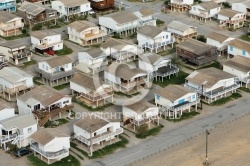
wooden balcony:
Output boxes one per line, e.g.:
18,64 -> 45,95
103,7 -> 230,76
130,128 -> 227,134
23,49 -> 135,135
83,31 -> 106,41
1,23 -> 24,31
121,78 -> 147,88
3,85 -> 27,94
36,41 -> 63,50
172,32 -> 197,40
79,88 -> 113,102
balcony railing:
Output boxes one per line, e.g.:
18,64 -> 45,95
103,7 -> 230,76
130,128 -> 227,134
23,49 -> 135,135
1,85 -> 27,94
79,88 -> 113,101
0,134 -> 17,143
30,143 -> 68,159
11,51 -> 31,59
36,41 -> 63,50
219,18 -> 245,26
68,10 -> 81,15
1,23 -> 24,31
142,39 -> 175,50
35,66 -> 74,81
75,128 -> 123,146
184,83 -> 240,99
130,115 -> 158,126
172,32 -> 198,40
189,11 -> 208,18
121,78 -> 148,88
83,31 -> 106,41
167,99 -> 200,112
154,64 -> 179,78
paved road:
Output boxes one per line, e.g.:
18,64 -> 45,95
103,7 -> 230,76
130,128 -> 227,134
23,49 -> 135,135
87,95 -> 250,166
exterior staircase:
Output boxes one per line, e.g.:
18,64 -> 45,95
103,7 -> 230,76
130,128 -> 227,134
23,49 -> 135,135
35,104 -> 74,127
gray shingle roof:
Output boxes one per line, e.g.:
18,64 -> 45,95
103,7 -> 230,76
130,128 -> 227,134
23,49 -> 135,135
0,11 -> 21,23
18,2 -> 52,16
81,48 -> 107,59
137,25 -> 164,38
206,32 -> 230,43
199,1 -> 219,11
228,39 -> 250,52
167,21 -> 195,33
156,85 -> 193,102
74,116 -> 109,133
30,128 -> 69,146
30,29 -> 59,40
68,21 -> 96,32
125,100 -> 156,113
224,56 -> 250,73
103,11 -> 139,24
186,67 -> 236,88
17,85 -> 66,107
59,0 -> 89,7
139,53 -> 170,65
0,114 -> 36,129
0,67 -> 33,84
218,9 -> 240,18
45,56 -> 72,68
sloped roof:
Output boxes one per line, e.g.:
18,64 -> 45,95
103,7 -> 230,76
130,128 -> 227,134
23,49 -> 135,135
103,11 -> 139,24
59,0 -> 89,7
207,32 -> 230,43
82,48 -> 107,58
0,114 -> 36,129
45,56 -> 72,68
228,39 -> 250,52
68,21 -> 96,32
74,116 -> 109,133
18,2 -> 52,16
101,38 -> 127,50
137,25 -> 164,38
218,9 -> 241,18
125,100 -> 156,113
156,85 -> 193,102
0,40 -> 29,49
0,11 -> 21,23
242,0 -> 250,8
30,30 -> 59,39
30,128 -> 69,146
167,20 -> 195,32
199,1 -> 219,11
105,63 -> 147,80
17,85 -> 66,107
139,53 -> 170,65
177,39 -> 216,55
186,67 -> 236,88
0,67 -> 33,84
224,56 -> 250,73
71,73 -> 99,90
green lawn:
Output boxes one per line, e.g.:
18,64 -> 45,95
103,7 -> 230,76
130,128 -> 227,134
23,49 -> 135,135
71,135 -> 129,159
22,60 -> 37,68
199,61 -> 222,70
156,19 -> 164,26
209,92 -> 242,106
1,33 -> 30,40
48,24 -> 61,29
153,70 -> 189,87
163,111 -> 200,122
53,82 -> 70,90
136,124 -> 164,139
33,77 -> 44,86
240,33 -> 250,42
239,87 -> 250,93
55,45 -> 73,56
28,155 -> 80,166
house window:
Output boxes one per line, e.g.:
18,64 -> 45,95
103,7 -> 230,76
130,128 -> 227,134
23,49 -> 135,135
46,66 -> 48,70
193,7 -> 196,10
192,94 -> 196,99
230,46 -> 233,51
242,50 -> 246,56
59,6 -> 62,9
42,64 -> 44,69
27,105 -> 31,108
166,35 -> 168,39
49,13 -> 55,17
156,95 -> 160,100
63,100 -> 69,104
65,64 -> 68,68
28,127 -> 32,133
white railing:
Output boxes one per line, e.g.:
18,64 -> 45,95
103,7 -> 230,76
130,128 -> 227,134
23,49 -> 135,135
88,60 -> 108,69
130,115 -> 158,126
1,23 -> 24,31
0,134 -> 17,143
142,38 -> 175,50
75,128 -> 123,146
36,40 -> 63,50
30,143 -> 68,159
184,83 -> 240,99
170,99 -> 200,112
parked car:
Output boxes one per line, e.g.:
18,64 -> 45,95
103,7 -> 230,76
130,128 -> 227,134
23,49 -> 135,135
14,148 -> 32,157
44,49 -> 55,56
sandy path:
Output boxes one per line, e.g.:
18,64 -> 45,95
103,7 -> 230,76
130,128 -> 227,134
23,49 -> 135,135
133,115 -> 250,166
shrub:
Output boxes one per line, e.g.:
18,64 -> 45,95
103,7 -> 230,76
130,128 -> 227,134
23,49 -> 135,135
32,23 -> 43,31
196,35 -> 206,43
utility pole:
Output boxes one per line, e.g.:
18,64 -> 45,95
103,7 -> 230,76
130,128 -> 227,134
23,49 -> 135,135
204,129 -> 210,165
201,84 -> 204,110
89,125 -> 93,157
